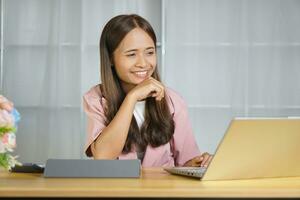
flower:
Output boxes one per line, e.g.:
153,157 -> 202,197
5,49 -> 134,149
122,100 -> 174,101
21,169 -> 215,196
0,95 -> 21,170
0,110 -> 14,127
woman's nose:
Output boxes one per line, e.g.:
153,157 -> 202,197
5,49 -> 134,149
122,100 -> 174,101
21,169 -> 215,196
135,55 -> 147,68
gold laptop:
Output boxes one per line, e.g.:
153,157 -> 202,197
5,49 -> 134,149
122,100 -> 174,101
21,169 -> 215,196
164,117 -> 300,180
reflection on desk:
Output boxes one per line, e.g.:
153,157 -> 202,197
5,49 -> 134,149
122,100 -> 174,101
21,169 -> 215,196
1,168 -> 300,198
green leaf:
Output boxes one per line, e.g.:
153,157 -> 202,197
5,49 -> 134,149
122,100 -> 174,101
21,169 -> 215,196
0,153 -> 9,170
0,126 -> 16,136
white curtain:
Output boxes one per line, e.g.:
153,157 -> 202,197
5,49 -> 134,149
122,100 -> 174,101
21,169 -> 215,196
1,0 -> 299,163
164,0 -> 300,153
1,0 -> 161,163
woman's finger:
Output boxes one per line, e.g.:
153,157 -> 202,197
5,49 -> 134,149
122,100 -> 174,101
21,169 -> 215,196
207,155 -> 213,165
152,85 -> 162,99
200,156 -> 209,167
147,82 -> 161,97
149,79 -> 164,101
200,153 -> 211,167
202,155 -> 213,167
151,83 -> 164,101
193,156 -> 203,163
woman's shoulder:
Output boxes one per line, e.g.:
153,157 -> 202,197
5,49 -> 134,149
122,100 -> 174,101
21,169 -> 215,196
165,87 -> 188,114
83,84 -> 103,100
82,84 -> 107,114
83,84 -> 107,108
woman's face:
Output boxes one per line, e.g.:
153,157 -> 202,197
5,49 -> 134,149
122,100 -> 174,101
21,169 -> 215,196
113,28 -> 157,92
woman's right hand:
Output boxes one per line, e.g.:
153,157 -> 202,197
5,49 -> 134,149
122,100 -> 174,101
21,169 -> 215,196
127,77 -> 165,102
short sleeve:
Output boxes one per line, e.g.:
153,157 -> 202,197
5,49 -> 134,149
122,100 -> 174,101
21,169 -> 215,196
83,86 -> 107,157
166,89 -> 201,166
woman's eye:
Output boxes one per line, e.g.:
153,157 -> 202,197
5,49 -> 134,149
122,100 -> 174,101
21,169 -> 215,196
146,51 -> 154,56
126,53 -> 135,57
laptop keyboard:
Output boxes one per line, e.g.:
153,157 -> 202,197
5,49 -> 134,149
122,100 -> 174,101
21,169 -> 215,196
169,167 -> 207,178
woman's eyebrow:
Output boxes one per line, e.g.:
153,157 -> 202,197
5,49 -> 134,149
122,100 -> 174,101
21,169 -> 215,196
124,49 -> 137,53
145,47 -> 155,50
124,46 -> 155,53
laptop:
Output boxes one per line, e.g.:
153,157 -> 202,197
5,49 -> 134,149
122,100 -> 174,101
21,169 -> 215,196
164,117 -> 300,180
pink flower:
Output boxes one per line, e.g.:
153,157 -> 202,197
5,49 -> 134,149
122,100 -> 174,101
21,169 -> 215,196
0,95 -> 13,112
1,133 -> 16,151
0,110 -> 14,127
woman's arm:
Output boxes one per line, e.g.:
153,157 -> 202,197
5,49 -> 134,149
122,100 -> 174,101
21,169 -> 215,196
91,94 -> 136,159
91,78 -> 164,159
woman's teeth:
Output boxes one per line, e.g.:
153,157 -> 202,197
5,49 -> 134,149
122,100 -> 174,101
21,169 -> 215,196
134,71 -> 147,77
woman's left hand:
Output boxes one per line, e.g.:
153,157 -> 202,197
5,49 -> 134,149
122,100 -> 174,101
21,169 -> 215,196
183,152 -> 213,168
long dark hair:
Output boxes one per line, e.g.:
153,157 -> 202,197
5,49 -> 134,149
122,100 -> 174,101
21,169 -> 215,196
99,14 -> 174,153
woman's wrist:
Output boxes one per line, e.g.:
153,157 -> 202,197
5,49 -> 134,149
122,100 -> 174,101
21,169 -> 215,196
126,91 -> 138,104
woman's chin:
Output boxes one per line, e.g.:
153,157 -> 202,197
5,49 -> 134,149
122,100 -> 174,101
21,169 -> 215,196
131,76 -> 149,84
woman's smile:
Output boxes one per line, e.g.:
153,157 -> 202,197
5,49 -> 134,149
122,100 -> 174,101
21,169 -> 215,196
132,70 -> 150,79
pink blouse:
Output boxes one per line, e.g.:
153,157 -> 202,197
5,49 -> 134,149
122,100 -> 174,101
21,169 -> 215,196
83,85 -> 200,167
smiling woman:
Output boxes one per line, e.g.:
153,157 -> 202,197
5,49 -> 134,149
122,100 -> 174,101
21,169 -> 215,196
113,28 -> 157,93
82,14 -> 212,168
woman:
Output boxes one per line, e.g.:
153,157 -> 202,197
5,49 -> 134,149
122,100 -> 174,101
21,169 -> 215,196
83,14 -> 212,167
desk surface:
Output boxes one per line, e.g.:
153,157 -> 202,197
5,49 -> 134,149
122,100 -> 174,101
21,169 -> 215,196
1,168 -> 300,198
